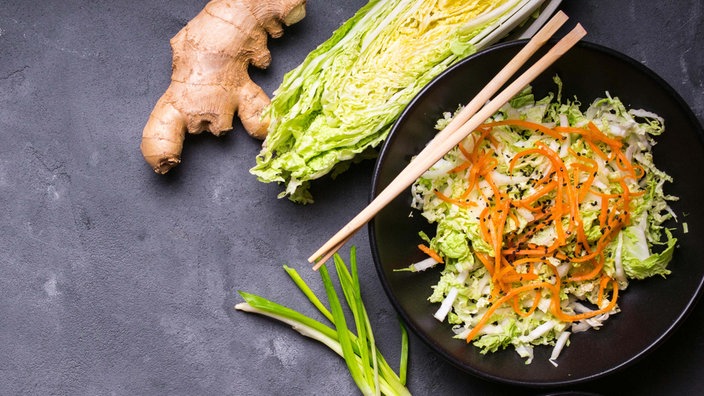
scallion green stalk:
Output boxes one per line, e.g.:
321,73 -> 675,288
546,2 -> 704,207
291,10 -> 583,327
236,247 -> 410,396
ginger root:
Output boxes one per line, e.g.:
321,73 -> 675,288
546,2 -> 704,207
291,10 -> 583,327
141,0 -> 306,174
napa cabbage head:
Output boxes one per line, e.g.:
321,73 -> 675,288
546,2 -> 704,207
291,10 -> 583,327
250,0 -> 544,203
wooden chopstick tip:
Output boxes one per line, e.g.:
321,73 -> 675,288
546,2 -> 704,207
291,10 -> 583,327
549,10 -> 569,26
311,252 -> 330,271
538,12 -> 587,48
572,23 -> 587,39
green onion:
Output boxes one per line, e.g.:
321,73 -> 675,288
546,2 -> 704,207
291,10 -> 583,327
235,247 -> 410,396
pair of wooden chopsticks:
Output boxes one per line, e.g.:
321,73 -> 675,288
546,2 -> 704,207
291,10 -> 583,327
309,11 -> 586,270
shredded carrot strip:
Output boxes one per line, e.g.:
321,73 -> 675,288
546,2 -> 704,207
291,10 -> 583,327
599,196 -> 609,228
459,149 -> 495,200
570,161 -> 598,201
552,279 -> 619,322
490,198 -> 511,282
418,244 -> 444,264
615,150 -> 638,180
633,164 -> 645,179
449,161 -> 471,174
509,146 -> 556,173
458,141 -> 473,160
567,255 -> 604,282
484,119 -> 565,140
511,289 -> 542,317
587,122 -> 622,149
486,131 -> 501,148
511,257 -> 548,267
507,208 -> 520,230
501,270 -> 538,284
597,275 -> 611,306
475,252 -> 494,276
517,180 -> 557,206
479,206 -> 492,246
433,190 -> 477,208
586,139 -> 609,160
555,123 -> 622,151
553,176 -> 567,245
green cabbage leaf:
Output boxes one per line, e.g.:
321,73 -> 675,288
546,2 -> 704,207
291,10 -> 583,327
251,0 -> 546,203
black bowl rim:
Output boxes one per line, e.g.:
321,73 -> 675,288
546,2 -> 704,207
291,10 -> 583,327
368,38 -> 704,387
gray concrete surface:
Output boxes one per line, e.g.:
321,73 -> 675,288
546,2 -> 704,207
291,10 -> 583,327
1,0 -> 702,395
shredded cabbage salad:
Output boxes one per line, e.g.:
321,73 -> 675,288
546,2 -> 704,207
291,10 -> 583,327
406,78 -> 678,365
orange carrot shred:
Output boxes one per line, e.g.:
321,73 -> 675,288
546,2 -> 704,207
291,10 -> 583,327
433,190 -> 477,208
418,244 -> 443,263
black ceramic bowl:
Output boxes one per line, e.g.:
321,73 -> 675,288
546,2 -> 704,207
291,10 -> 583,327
369,40 -> 704,387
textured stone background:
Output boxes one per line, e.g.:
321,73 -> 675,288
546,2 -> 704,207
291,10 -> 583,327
1,0 -> 702,395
